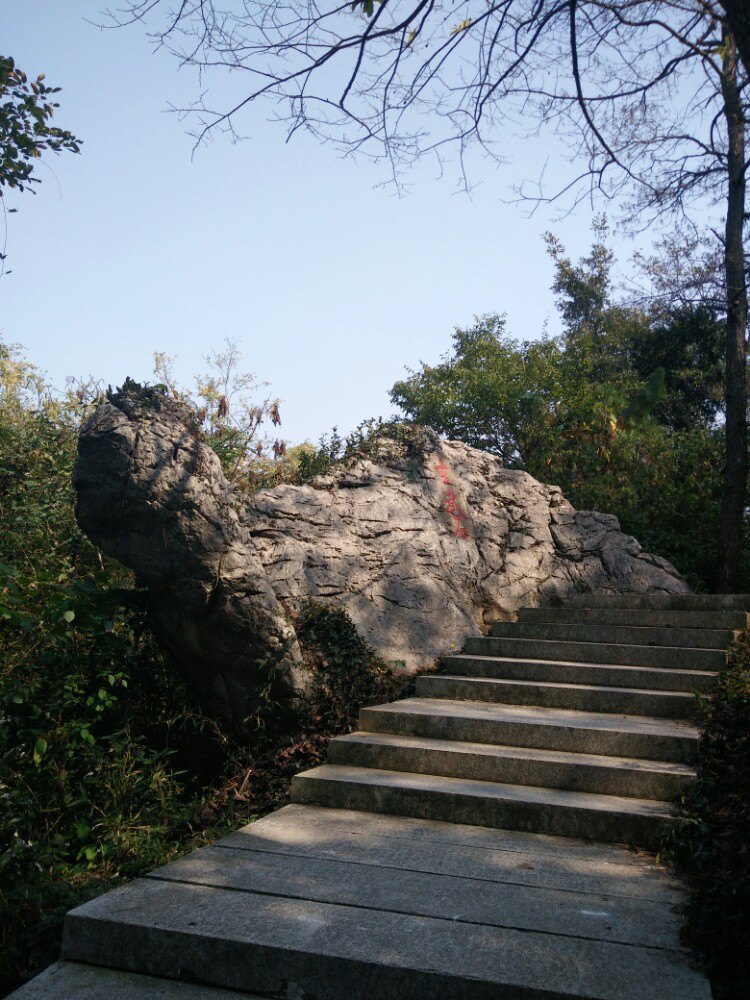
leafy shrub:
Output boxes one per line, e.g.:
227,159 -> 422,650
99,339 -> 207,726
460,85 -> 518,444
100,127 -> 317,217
665,632 -> 750,997
0,344 -> 206,991
198,602 -> 416,824
296,601 -> 408,724
0,344 -> 412,994
270,418 -> 430,490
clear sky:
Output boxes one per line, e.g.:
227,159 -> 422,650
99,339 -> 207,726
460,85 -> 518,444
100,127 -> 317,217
3,1 -> 648,444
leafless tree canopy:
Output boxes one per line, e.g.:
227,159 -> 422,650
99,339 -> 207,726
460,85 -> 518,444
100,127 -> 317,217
111,1 -> 746,215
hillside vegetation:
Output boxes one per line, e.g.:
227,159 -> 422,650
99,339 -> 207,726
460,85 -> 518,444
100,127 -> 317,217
392,227 -> 740,591
1,227 -> 747,995
0,341 -> 406,993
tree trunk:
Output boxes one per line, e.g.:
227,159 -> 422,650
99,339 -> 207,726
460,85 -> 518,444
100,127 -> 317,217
721,1 -> 750,82
717,29 -> 748,593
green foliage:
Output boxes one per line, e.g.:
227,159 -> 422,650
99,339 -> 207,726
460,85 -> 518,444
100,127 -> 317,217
349,0 -> 387,17
182,601 -> 417,834
246,439 -> 339,491
620,367 -> 665,425
0,342 -> 218,991
0,343 -> 412,992
296,601 -> 407,725
664,633 -> 750,997
391,226 -> 741,591
625,307 -> 724,431
0,55 -> 82,274
153,342 -> 286,492
0,56 -> 81,198
394,316 -> 584,465
248,418 -> 430,492
344,418 -> 428,465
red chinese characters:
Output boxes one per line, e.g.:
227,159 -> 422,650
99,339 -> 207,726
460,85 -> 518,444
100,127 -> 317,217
435,460 -> 469,539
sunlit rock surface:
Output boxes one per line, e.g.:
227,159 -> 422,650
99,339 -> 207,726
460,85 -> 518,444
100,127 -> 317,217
74,386 -> 688,731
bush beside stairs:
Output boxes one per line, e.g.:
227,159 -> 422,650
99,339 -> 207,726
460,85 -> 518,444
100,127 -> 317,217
12,593 -> 747,1000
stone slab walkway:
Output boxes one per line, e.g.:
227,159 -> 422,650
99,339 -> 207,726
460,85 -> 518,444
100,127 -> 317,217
13,803 -> 710,999
14,592 -> 735,999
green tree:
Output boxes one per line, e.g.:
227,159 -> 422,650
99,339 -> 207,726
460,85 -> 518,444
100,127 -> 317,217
0,342 -> 200,991
0,56 -> 81,197
391,231 -> 735,589
117,0 -> 749,590
546,222 -> 726,432
0,55 -> 82,273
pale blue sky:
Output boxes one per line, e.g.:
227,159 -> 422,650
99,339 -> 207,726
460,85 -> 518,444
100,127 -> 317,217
3,1 -> 648,444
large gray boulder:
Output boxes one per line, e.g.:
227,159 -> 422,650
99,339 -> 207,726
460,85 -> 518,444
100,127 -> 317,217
74,385 -> 689,733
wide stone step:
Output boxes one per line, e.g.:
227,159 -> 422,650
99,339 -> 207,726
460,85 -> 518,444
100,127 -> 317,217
360,698 -> 700,763
441,654 -> 718,693
149,838 -> 684,949
463,635 -> 724,670
417,674 -> 699,719
57,804 -> 711,1000
564,593 -> 750,611
220,803 -> 686,900
292,765 -> 677,848
8,962 -> 263,999
489,620 -> 735,649
329,731 -> 695,800
518,606 -> 750,630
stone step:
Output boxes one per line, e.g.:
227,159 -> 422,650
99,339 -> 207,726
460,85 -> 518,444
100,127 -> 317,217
463,635 -> 724,670
221,803 -> 686,901
518,606 -> 750,630
416,674 -> 699,720
8,962 -> 263,999
16,804 -> 711,999
489,620 -> 735,649
360,698 -> 700,763
58,816 -> 711,1000
441,654 -> 718,693
292,765 -> 677,848
329,731 -> 695,800
564,593 -> 750,611
150,839 -> 685,949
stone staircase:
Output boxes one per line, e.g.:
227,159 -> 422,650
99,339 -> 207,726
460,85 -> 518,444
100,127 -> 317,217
13,593 -> 746,1000
293,592 -> 743,850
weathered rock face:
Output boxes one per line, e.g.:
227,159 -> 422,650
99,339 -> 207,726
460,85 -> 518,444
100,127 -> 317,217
74,387 -> 689,733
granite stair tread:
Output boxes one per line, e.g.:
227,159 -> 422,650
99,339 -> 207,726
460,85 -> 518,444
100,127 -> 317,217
463,635 -> 725,670
332,730 -> 696,776
363,696 -> 701,737
489,620 -> 736,649
418,673 -> 698,718
293,764 -> 678,818
440,653 -> 718,692
517,606 -> 749,629
329,730 -> 695,800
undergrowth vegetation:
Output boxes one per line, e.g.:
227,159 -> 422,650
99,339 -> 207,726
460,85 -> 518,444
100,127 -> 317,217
0,339 -> 411,995
665,633 -> 750,999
